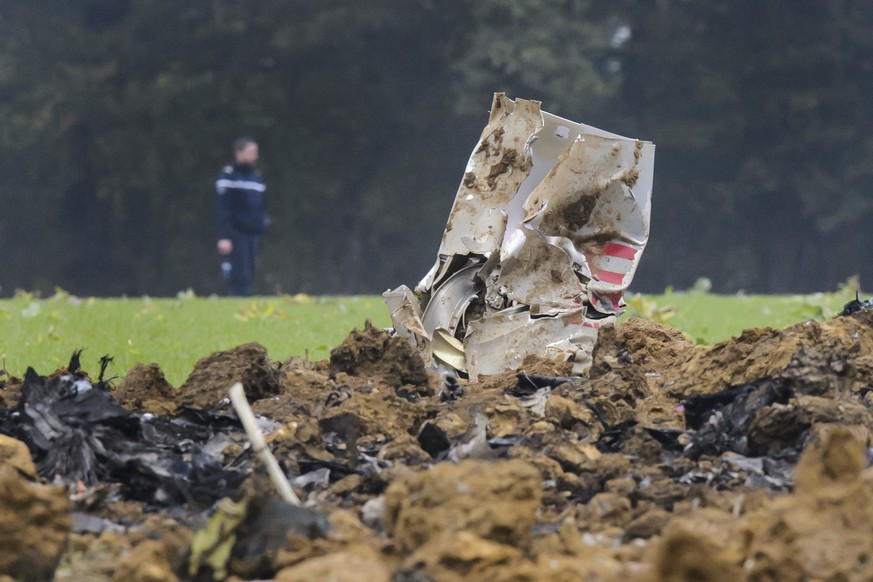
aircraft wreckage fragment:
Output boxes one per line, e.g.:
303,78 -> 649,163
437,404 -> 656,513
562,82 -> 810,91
385,93 -> 655,379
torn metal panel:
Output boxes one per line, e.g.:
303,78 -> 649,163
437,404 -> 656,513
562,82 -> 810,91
437,93 -> 543,260
420,263 -> 481,337
464,308 -> 601,379
383,286 -> 433,367
508,116 -> 653,315
385,93 -> 654,380
498,230 -> 585,313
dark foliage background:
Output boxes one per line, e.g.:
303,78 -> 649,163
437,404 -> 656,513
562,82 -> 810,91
2,0 -> 873,296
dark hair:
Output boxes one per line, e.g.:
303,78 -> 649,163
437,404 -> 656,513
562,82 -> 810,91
233,137 -> 256,152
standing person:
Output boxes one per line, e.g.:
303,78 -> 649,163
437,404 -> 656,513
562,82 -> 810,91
216,138 -> 268,296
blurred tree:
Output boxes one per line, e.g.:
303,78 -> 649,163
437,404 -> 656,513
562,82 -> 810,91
2,0 -> 873,296
0,0 -> 478,295
450,0 -> 624,118
615,0 -> 873,292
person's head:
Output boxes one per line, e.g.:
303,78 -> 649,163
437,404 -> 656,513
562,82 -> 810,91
233,138 -> 259,165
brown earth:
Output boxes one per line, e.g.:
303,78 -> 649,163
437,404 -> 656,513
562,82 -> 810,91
0,466 -> 71,581
4,311 -> 873,580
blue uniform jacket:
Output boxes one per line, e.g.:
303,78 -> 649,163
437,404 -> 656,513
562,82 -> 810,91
216,163 -> 268,239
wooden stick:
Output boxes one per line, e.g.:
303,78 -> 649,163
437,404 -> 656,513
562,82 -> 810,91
228,382 -> 301,506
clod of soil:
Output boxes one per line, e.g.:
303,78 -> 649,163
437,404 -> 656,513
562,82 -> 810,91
0,433 -> 37,477
385,459 -> 542,551
178,341 -> 280,409
113,362 -> 176,415
0,466 -> 71,581
329,319 -> 432,390
0,377 -> 21,408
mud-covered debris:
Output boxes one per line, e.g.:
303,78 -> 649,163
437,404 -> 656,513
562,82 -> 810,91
20,308 -> 873,579
648,426 -> 873,582
188,491 -> 329,580
740,427 -> 873,579
386,93 -> 655,379
682,378 -> 793,459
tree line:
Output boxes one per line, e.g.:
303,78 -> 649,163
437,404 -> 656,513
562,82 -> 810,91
2,0 -> 872,296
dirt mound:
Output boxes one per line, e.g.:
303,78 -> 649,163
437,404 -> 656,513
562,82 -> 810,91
643,426 -> 873,581
178,341 -> 279,409
656,309 -> 873,397
113,362 -> 177,415
6,312 -> 873,580
740,426 -> 873,580
329,320 -> 432,391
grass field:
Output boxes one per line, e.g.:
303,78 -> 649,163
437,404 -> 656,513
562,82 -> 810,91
0,290 -> 391,385
0,285 -> 860,386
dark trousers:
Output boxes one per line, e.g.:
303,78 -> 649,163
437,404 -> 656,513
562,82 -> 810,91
228,232 -> 260,296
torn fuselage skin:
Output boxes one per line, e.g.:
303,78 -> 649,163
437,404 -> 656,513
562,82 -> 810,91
385,93 -> 654,380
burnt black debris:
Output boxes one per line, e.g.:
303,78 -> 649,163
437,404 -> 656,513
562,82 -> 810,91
0,354 -> 246,506
231,497 -> 330,578
682,379 -> 793,460
595,419 -> 639,453
16,364 -> 131,485
439,373 -> 464,402
516,373 -> 575,390
417,422 -> 451,458
187,492 -> 331,580
839,291 -> 873,316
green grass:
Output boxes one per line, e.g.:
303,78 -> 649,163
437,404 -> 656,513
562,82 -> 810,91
0,284 -> 860,386
0,290 -> 391,385
622,284 -> 858,343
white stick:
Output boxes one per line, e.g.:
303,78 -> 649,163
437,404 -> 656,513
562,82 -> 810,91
228,382 -> 301,506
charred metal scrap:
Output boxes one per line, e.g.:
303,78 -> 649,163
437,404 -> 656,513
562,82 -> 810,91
386,93 -> 655,379
839,291 -> 873,316
0,354 -> 246,506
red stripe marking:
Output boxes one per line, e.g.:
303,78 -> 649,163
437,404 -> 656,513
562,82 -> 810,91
597,270 -> 625,285
603,243 -> 638,260
599,291 -> 623,309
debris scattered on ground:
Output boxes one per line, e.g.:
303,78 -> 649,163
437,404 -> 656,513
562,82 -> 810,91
3,299 -> 873,580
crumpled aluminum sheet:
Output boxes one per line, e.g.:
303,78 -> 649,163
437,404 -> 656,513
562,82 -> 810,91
385,93 -> 655,380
